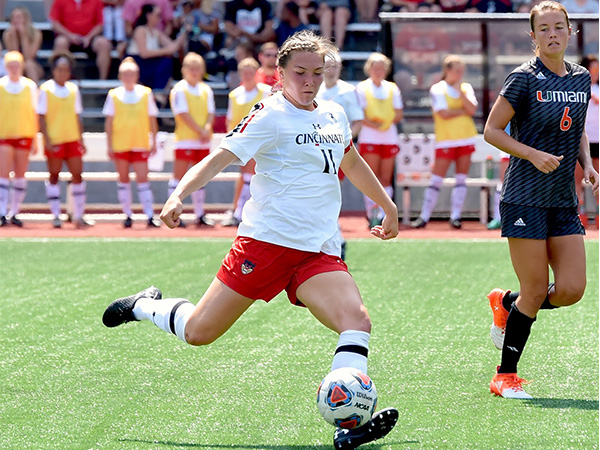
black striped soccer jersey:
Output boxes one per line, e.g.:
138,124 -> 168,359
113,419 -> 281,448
500,57 -> 591,207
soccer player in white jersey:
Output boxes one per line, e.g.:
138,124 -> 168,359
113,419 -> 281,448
484,1 -> 598,399
103,30 -> 399,449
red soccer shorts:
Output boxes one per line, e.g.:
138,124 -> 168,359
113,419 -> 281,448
217,236 -> 349,306
0,138 -> 33,150
359,143 -> 399,159
45,141 -> 84,159
435,144 -> 475,161
174,148 -> 210,163
113,150 -> 151,162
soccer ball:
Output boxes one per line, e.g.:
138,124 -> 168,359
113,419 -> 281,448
316,367 -> 377,429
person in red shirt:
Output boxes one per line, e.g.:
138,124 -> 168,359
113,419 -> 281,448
50,0 -> 112,79
255,42 -> 280,86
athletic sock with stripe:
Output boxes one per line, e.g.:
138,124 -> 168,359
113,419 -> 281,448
331,330 -> 370,374
133,297 -> 195,343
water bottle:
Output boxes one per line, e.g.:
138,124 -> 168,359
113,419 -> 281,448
486,156 -> 495,179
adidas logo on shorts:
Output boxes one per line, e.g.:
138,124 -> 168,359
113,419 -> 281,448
513,218 -> 526,227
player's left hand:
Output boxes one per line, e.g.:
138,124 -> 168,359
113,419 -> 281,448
370,215 -> 398,240
160,195 -> 184,228
584,166 -> 599,196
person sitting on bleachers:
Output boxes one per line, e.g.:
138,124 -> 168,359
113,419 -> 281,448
122,0 -> 174,36
255,42 -> 280,86
379,0 -> 439,12
50,0 -> 113,80
467,0 -> 514,12
224,0 -> 276,51
126,3 -> 185,90
316,0 -> 351,51
2,8 -> 43,83
275,1 -> 308,46
102,0 -> 128,57
173,0 -> 220,57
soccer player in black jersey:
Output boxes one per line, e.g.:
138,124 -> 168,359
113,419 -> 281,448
483,1 -> 599,399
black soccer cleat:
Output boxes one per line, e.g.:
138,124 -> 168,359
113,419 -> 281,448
102,286 -> 162,328
333,407 -> 399,450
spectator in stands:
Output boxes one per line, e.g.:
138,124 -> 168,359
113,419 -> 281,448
173,0 -> 220,56
2,8 -> 43,83
222,57 -> 270,227
0,42 -> 6,77
102,0 -> 128,57
437,0 -> 471,12
559,0 -> 599,13
168,52 -> 216,227
575,54 -> 599,227
276,2 -> 309,47
126,3 -> 186,90
38,52 -> 94,229
412,55 -> 478,230
380,0 -> 439,12
355,0 -> 380,21
224,39 -> 255,89
123,0 -> 174,36
467,0 -> 514,12
356,53 -> 403,227
102,57 -> 161,228
50,0 -> 113,80
0,52 -> 38,227
255,42 -> 281,86
295,0 -> 320,24
224,0 -> 276,50
316,0 -> 351,51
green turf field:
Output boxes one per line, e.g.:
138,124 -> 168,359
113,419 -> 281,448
0,238 -> 597,450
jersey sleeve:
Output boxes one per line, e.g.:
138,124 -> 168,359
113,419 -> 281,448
74,86 -> 83,114
430,83 -> 448,112
147,92 -> 159,116
102,93 -> 114,116
462,82 -> 478,106
207,86 -> 215,114
218,101 -> 276,165
500,71 -> 527,112
392,84 -> 403,109
36,88 -> 48,115
343,90 -> 364,122
171,88 -> 189,115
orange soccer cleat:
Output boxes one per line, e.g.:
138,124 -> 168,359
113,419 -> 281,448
487,288 -> 510,350
490,368 -> 532,399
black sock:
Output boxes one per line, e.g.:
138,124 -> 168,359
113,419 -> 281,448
539,282 -> 557,309
498,303 -> 536,374
502,291 -> 519,311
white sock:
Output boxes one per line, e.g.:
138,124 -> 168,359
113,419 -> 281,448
420,174 -> 443,222
9,178 -> 27,216
117,182 -> 133,217
45,181 -> 61,218
191,188 -> 205,218
0,178 -> 9,216
331,330 -> 370,374
70,182 -> 86,220
137,182 -> 154,219
234,181 -> 251,221
133,297 -> 195,343
493,183 -> 502,221
450,174 -> 468,221
364,195 -> 377,219
167,178 -> 179,198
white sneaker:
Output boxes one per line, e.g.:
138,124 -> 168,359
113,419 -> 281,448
490,369 -> 532,399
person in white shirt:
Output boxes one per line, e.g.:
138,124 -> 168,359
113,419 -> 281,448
355,53 -> 403,227
169,52 -> 216,227
102,57 -> 161,228
102,30 -> 399,450
37,52 -> 93,229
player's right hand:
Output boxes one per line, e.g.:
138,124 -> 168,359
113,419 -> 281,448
530,150 -> 563,174
160,196 -> 184,229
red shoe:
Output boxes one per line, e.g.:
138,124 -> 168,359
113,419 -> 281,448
490,367 -> 532,399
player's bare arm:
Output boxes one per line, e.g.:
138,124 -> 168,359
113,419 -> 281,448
578,129 -> 599,195
484,95 -> 563,173
340,144 -> 398,240
161,148 -> 238,228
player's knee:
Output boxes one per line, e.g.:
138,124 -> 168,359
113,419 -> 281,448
184,327 -> 218,346
554,281 -> 586,307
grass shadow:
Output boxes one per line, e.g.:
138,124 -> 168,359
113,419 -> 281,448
524,398 -> 599,410
118,439 -> 420,449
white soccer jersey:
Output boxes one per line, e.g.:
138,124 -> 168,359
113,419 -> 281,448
219,93 -> 352,256
317,79 -> 364,124
37,80 -> 83,115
